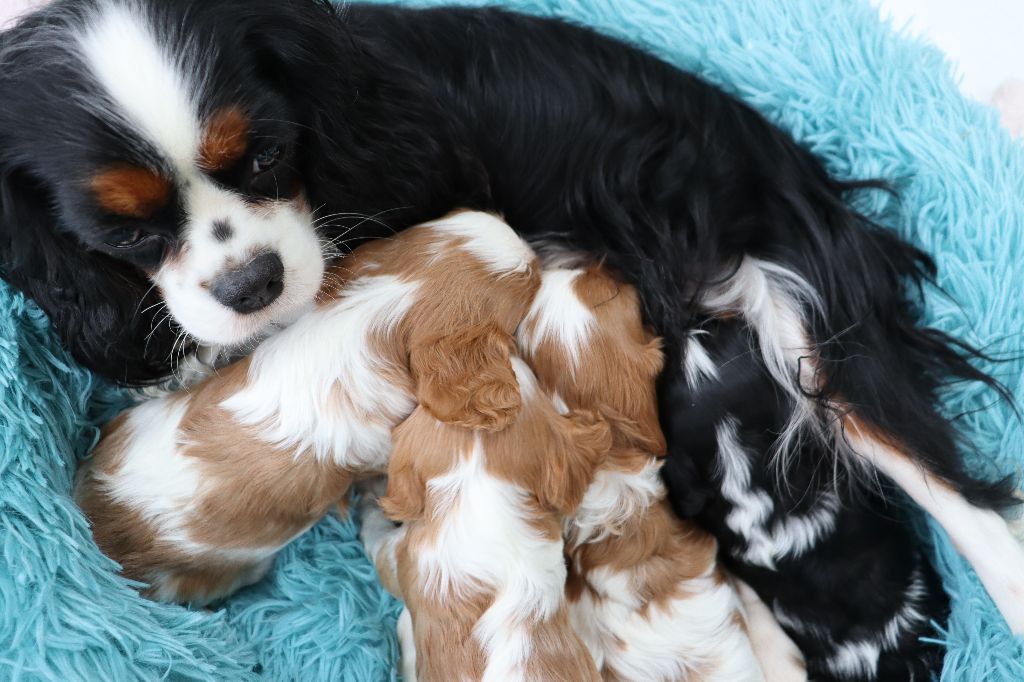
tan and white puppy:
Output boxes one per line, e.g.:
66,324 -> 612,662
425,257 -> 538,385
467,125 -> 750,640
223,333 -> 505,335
75,210 -> 539,605
517,261 -> 785,682
364,357 -> 611,682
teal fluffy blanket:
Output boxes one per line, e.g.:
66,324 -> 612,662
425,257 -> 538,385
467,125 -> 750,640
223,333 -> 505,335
3,0 -> 1024,679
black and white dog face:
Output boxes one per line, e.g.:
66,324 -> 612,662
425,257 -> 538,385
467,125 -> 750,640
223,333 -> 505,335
76,2 -> 324,344
0,0 -> 354,381
1,0 -> 485,383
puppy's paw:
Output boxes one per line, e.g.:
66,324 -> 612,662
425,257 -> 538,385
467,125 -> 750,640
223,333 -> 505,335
355,475 -> 389,504
354,476 -> 389,520
355,476 -> 401,552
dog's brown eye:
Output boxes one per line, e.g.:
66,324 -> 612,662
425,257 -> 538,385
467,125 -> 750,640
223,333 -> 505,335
252,145 -> 282,175
106,228 -> 147,249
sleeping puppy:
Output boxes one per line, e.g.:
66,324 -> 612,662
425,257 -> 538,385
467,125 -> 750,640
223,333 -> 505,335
78,212 -> 769,680
74,211 -> 539,604
518,262 -> 775,682
365,360 -> 611,682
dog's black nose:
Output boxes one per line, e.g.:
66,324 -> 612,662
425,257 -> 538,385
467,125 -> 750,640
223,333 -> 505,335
211,252 -> 284,314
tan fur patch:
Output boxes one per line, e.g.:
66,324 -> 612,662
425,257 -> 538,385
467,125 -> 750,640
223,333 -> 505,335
198,106 -> 249,172
398,528 -> 493,681
523,608 -> 604,681
178,359 -> 356,550
90,166 -> 171,218
571,499 -> 719,609
842,412 -> 904,451
521,265 -> 666,460
383,401 -> 604,681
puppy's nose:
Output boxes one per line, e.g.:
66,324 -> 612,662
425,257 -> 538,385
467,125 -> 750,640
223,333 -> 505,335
211,252 -> 284,313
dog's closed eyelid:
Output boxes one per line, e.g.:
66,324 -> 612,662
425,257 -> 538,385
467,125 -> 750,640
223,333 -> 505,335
99,231 -> 167,266
104,226 -> 145,248
90,166 -> 172,219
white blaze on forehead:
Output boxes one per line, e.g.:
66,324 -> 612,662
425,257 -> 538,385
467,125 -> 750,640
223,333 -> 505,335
519,268 -> 595,369
77,2 -> 201,169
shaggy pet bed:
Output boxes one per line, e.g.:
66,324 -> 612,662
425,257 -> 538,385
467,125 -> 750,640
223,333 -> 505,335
2,0 -> 1023,679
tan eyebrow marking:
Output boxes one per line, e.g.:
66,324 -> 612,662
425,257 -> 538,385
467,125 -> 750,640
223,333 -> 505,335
90,166 -> 172,218
198,106 -> 249,172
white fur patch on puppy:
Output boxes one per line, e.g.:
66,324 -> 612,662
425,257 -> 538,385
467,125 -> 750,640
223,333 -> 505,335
566,460 -> 663,546
519,268 -> 595,370
93,397 -> 199,547
222,275 -> 419,467
423,211 -> 536,275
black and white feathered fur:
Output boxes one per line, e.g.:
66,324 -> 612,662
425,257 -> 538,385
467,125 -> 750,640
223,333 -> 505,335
663,317 -> 951,680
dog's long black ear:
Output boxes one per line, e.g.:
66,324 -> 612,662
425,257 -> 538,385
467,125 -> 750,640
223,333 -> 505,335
0,166 -> 176,385
237,0 -> 489,236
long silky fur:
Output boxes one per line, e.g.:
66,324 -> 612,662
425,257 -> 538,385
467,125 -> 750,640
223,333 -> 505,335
661,316 -> 953,681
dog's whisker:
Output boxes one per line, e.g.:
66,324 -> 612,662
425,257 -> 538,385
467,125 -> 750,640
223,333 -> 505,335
131,283 -> 161,320
137,299 -> 167,318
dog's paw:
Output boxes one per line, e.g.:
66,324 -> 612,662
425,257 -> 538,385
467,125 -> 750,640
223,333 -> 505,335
355,476 -> 397,548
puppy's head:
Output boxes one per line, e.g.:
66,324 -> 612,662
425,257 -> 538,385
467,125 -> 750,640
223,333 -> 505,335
0,0 -> 372,382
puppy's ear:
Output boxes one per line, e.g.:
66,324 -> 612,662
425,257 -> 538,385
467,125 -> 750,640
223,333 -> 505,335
640,335 -> 665,377
0,167 -> 176,384
600,408 -> 667,459
379,422 -> 428,523
410,323 -> 522,432
541,409 -> 612,514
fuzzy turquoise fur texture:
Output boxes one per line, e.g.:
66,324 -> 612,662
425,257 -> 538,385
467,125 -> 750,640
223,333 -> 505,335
2,0 -> 1024,679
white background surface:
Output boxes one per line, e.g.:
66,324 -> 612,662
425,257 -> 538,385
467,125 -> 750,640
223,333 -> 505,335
873,0 -> 1024,102
0,0 -> 39,29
